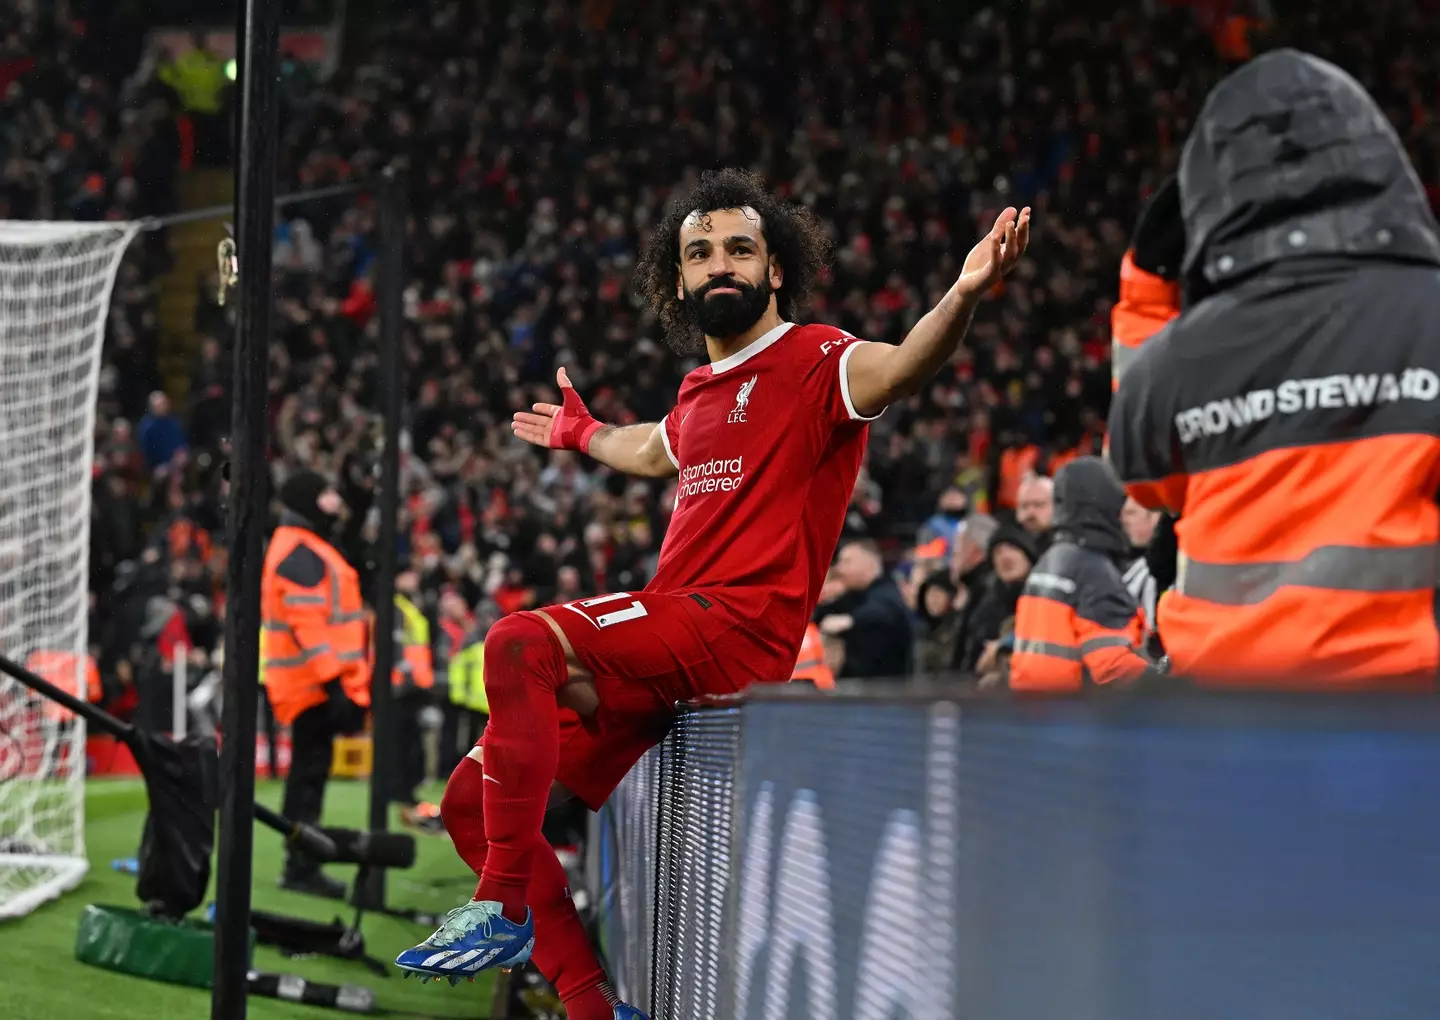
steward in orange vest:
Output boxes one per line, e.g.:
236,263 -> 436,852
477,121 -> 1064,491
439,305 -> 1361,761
1109,51 -> 1440,687
26,649 -> 101,722
389,590 -> 436,695
1010,457 -> 1151,692
1111,175 -> 1183,392
389,571 -> 443,833
260,470 -> 368,897
260,474 -> 371,727
790,621 -> 835,689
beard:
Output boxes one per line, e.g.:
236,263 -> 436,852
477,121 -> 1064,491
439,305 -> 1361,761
683,274 -> 773,341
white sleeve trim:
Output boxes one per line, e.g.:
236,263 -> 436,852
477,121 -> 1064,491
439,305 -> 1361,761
838,340 -> 885,421
658,419 -> 680,469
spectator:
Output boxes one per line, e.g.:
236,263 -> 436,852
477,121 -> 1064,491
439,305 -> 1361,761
1015,475 -> 1056,553
137,390 -> 186,472
944,513 -> 999,667
818,539 -> 914,679
957,527 -> 1039,674
130,593 -> 191,734
1120,497 -> 1162,646
916,485 -> 972,560
914,574 -> 964,676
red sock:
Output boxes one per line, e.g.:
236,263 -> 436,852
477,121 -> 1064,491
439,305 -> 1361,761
529,842 -> 616,1019
440,753 -> 616,1019
474,613 -> 563,922
439,754 -> 490,876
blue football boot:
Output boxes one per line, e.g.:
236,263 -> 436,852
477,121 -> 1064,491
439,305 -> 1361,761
395,900 -> 535,984
613,1005 -> 649,1019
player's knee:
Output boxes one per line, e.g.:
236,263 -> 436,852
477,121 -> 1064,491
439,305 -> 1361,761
486,612 -> 566,697
440,752 -> 487,832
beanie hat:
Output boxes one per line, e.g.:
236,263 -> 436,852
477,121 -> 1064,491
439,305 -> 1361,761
279,470 -> 331,524
988,524 -> 1039,567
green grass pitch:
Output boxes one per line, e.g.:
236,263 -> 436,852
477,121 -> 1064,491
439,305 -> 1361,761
0,776 -> 495,1019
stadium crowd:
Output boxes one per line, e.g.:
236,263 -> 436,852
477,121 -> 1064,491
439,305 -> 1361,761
4,0 -> 1438,735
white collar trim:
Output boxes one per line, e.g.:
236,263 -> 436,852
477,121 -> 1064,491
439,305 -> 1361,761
708,321 -> 794,375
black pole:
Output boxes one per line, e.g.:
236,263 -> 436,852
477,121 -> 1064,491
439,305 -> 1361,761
358,168 -> 405,908
0,652 -> 131,741
138,180 -> 378,231
213,0 -> 280,1015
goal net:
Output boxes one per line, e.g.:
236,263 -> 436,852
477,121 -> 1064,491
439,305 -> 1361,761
0,222 -> 138,920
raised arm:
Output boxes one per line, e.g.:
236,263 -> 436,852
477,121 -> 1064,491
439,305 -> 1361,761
512,367 -> 679,479
845,206 -> 1031,419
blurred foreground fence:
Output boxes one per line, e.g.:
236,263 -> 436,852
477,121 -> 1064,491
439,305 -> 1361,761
588,685 -> 1440,1020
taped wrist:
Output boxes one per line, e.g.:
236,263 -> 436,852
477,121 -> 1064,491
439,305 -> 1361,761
552,388 -> 604,452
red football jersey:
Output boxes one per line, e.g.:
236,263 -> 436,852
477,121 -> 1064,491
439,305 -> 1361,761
645,321 -> 877,678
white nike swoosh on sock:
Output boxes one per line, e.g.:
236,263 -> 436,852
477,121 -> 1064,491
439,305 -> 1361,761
483,773 -> 501,784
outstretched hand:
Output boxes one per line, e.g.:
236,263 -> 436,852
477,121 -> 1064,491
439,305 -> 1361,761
954,206 -> 1032,299
511,367 -> 604,452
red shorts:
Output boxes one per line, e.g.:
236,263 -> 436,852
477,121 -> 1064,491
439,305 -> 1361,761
506,588 -> 781,810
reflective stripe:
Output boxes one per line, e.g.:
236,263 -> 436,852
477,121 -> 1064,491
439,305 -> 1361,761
1013,638 -> 1080,661
282,594 -> 326,607
1177,544 -> 1440,606
1079,635 -> 1135,656
336,649 -> 368,663
323,567 -> 369,623
1111,339 -> 1144,383
261,622 -> 293,633
265,643 -> 332,668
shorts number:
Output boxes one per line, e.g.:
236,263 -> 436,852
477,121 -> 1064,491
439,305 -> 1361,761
563,592 -> 649,629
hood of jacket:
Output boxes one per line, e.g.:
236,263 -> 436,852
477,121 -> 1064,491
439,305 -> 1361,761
1180,48 -> 1440,302
1052,456 -> 1128,559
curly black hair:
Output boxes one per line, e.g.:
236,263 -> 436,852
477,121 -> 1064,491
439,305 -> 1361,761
634,167 -> 832,355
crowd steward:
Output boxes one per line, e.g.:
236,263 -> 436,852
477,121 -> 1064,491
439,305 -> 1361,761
2,1 -> 1436,734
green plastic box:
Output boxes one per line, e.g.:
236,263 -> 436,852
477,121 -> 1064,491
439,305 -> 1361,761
74,904 -> 255,990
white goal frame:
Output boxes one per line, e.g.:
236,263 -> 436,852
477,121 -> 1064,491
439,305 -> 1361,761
0,221 -> 138,920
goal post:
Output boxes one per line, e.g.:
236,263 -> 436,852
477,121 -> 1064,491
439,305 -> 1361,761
0,221 -> 139,920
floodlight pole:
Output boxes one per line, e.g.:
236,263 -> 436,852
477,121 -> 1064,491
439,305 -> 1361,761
212,0 -> 281,1015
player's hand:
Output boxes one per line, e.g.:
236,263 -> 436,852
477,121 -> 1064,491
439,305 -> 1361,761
511,367 -> 604,452
954,205 -> 1031,300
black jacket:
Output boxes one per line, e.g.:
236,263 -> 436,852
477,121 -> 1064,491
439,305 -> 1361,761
835,576 -> 914,680
1111,49 -> 1440,496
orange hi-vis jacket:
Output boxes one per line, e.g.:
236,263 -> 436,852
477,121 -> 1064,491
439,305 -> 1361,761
27,650 -> 101,721
260,525 -> 371,725
1010,458 -> 1150,692
996,444 -> 1039,510
1108,50 -> 1440,687
396,642 -> 435,691
1111,249 -> 1181,391
389,594 -> 435,694
790,621 -> 835,689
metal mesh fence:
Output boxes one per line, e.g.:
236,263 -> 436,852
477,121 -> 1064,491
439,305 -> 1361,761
597,740 -> 661,1011
652,707 -> 742,1020
596,692 -> 1440,1020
